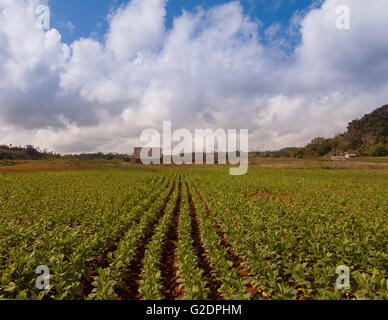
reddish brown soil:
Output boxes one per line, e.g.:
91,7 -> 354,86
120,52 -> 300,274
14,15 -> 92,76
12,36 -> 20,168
185,182 -> 222,300
0,160 -> 100,173
193,185 -> 260,300
78,242 -> 119,297
78,270 -> 98,298
117,181 -> 176,300
215,221 -> 260,299
160,180 -> 184,300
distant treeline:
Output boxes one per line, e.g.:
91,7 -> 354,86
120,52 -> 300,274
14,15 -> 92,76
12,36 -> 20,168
0,145 -> 54,160
0,145 -> 129,161
249,148 -> 300,158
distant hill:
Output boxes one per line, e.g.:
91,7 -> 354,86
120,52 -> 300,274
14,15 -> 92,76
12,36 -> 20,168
293,105 -> 388,158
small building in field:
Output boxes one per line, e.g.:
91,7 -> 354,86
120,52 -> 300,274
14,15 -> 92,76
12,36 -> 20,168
131,147 -> 142,164
331,156 -> 346,161
131,147 -> 162,164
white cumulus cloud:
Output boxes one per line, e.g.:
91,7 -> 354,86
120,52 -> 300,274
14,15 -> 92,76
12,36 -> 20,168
0,0 -> 387,153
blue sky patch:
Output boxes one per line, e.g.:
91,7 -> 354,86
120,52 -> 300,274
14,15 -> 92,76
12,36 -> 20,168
50,0 -> 322,50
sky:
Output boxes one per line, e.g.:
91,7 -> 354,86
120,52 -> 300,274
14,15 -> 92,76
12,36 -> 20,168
0,0 -> 387,153
49,0 -> 317,47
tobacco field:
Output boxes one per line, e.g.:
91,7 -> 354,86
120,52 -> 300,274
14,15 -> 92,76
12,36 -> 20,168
0,167 -> 387,300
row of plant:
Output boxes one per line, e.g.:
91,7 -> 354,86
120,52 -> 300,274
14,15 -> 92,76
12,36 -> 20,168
175,183 -> 210,299
187,180 -> 250,300
191,177 -> 296,299
87,178 -> 176,299
58,175 -> 171,300
139,181 -> 181,299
